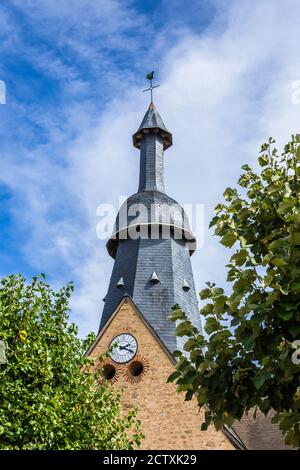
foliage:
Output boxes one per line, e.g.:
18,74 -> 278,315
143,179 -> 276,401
0,274 -> 143,450
169,136 -> 300,447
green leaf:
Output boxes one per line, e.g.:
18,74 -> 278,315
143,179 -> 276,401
205,317 -> 221,335
170,308 -> 186,322
167,371 -> 181,383
226,294 -> 242,312
278,309 -> 294,321
241,164 -> 252,171
268,239 -> 284,252
220,231 -> 237,248
223,188 -> 237,201
175,321 -> 193,337
213,296 -> 227,314
185,389 -> 194,401
201,421 -> 209,431
173,350 -> 183,358
210,287 -> 224,299
277,198 -> 296,215
183,338 -> 198,352
231,249 -> 248,266
200,288 -> 211,300
266,291 -> 278,304
200,303 -> 214,315
262,272 -> 274,287
209,216 -> 219,228
253,372 -> 270,390
258,155 -> 269,167
271,257 -> 287,267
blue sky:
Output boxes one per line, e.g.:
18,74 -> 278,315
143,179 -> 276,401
1,0 -> 300,337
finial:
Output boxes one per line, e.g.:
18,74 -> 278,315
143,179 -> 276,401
143,71 -> 160,104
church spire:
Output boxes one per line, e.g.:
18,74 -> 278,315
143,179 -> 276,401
100,74 -> 201,352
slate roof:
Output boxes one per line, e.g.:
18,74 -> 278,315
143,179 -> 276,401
100,236 -> 202,352
132,103 -> 173,150
106,190 -> 197,259
232,409 -> 291,450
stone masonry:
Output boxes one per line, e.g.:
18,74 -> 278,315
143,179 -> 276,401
88,298 -> 235,450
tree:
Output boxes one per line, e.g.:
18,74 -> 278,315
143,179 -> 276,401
0,274 -> 143,450
169,136 -> 300,448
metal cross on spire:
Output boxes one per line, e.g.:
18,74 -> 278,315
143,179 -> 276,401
143,71 -> 160,104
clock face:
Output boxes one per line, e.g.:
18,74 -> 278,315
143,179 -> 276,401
109,333 -> 137,363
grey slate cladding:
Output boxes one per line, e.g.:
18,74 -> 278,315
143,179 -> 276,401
100,236 -> 201,351
106,190 -> 196,258
99,103 -> 202,353
132,103 -> 172,150
136,104 -> 169,133
139,134 -> 165,192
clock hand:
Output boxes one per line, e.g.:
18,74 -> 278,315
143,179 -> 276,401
119,345 -> 134,353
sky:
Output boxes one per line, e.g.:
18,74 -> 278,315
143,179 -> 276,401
1,0 -> 300,338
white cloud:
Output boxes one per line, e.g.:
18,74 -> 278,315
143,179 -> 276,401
158,0 -> 300,295
1,0 -> 300,337
70,0 -> 300,336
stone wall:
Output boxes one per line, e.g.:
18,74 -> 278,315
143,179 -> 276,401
88,298 -> 234,450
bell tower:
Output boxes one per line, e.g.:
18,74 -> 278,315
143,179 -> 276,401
87,76 -> 237,450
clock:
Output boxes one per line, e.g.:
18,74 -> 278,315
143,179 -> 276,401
109,333 -> 137,363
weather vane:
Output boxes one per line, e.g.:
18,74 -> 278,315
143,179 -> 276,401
143,71 -> 160,104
